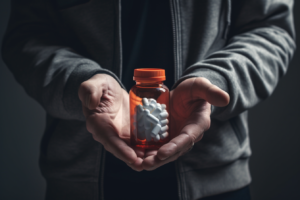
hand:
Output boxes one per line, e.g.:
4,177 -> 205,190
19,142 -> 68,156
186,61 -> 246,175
142,77 -> 230,170
78,74 -> 143,171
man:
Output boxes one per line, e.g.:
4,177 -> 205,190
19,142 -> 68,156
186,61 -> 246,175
2,0 -> 295,199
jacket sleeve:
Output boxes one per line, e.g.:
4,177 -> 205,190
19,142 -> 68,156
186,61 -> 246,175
1,0 -> 123,121
175,0 -> 296,121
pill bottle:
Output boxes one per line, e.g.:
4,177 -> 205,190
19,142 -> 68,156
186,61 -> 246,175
130,68 -> 170,149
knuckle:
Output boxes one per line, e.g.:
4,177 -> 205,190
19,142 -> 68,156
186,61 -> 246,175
196,77 -> 211,85
81,81 -> 97,95
182,132 -> 195,145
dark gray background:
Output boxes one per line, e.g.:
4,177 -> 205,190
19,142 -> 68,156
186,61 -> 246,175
0,1 -> 299,200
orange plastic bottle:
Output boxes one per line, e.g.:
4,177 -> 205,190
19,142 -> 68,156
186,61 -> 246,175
130,68 -> 170,149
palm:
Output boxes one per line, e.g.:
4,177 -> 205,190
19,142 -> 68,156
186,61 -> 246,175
141,77 -> 229,170
170,90 -> 211,141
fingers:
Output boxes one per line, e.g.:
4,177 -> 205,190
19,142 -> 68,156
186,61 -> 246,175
193,77 -> 229,106
155,101 -> 209,166
106,134 -> 138,165
127,157 -> 144,171
177,77 -> 230,107
78,77 -> 105,110
143,123 -> 204,171
142,152 -> 181,171
156,133 -> 192,161
86,113 -> 137,165
133,147 -> 145,158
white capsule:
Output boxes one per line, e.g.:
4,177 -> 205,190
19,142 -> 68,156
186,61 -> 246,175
160,119 -> 168,126
136,108 -> 145,122
146,112 -> 159,124
154,134 -> 160,141
143,116 -> 152,131
149,103 -> 156,112
160,125 -> 169,133
142,98 -> 149,107
137,112 -> 144,124
143,99 -> 153,110
135,104 -> 144,113
161,104 -> 166,111
151,106 -> 162,117
159,111 -> 169,120
149,98 -> 157,104
160,132 -> 169,139
151,124 -> 161,136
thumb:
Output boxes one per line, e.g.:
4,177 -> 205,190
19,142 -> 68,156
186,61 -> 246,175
191,77 -> 229,107
78,80 -> 103,110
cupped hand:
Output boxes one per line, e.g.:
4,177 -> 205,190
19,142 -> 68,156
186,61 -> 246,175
142,77 -> 230,170
78,74 -> 143,171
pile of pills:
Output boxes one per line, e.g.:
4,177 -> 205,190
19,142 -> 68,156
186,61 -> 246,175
133,98 -> 169,142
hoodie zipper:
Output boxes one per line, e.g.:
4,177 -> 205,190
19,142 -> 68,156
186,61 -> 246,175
170,1 -> 184,200
170,0 -> 181,82
223,0 -> 232,39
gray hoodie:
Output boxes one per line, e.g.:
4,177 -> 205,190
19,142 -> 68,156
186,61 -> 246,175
2,0 -> 295,199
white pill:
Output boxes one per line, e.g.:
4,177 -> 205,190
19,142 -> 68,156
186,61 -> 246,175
160,125 -> 169,133
149,103 -> 156,112
137,113 -> 144,124
136,109 -> 145,122
151,124 -> 161,136
159,111 -> 169,120
143,109 -> 150,118
142,98 -> 149,107
143,99 -> 152,110
146,113 -> 159,124
156,103 -> 161,109
160,119 -> 168,126
151,106 -> 162,117
160,132 -> 169,139
135,104 -> 144,113
149,98 -> 157,104
143,113 -> 152,130
161,104 -> 166,110
154,134 -> 160,141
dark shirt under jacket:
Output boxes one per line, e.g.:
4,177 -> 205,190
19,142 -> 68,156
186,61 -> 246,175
104,0 -> 178,200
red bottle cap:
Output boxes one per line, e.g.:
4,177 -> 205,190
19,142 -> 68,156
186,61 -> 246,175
133,68 -> 166,82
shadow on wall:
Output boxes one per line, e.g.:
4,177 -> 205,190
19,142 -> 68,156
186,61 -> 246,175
0,1 -> 46,200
